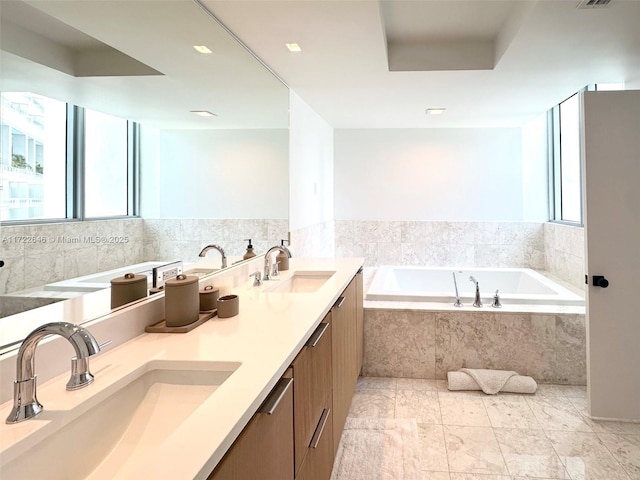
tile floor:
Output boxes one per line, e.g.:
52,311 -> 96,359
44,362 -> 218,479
340,377 -> 640,480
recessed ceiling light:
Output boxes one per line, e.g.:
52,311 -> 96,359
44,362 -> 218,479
426,108 -> 446,116
285,43 -> 302,52
190,110 -> 217,117
193,45 -> 212,54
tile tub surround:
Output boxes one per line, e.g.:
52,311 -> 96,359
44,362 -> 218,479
544,222 -> 585,291
335,376 -> 640,480
363,309 -> 586,385
335,220 -> 546,270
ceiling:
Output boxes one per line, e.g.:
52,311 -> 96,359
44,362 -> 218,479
2,0 -> 639,129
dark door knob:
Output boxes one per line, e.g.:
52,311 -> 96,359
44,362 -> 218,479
593,275 -> 609,288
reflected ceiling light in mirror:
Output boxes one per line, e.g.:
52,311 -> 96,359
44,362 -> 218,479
190,110 -> 217,117
425,108 -> 446,116
193,45 -> 213,54
285,43 -> 302,52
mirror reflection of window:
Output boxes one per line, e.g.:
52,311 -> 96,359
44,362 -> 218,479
84,110 -> 129,218
0,92 -> 66,221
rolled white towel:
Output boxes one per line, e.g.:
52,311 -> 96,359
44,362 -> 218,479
447,369 -> 537,394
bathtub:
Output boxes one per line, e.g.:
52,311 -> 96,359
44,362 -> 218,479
366,266 -> 584,306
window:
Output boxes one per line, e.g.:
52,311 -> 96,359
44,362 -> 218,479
1,93 -> 66,221
549,91 -> 584,224
84,109 -> 129,217
0,92 -> 139,223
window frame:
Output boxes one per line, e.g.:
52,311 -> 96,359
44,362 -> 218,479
0,94 -> 140,226
548,89 -> 585,226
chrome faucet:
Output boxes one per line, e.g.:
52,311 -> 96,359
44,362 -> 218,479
452,271 -> 463,307
263,245 -> 292,281
6,322 -> 101,424
469,276 -> 483,308
198,244 -> 227,268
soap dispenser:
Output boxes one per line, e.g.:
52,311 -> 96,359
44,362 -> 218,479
243,239 -> 256,260
276,239 -> 290,271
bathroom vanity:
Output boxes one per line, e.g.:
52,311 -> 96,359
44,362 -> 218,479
0,257 -> 364,480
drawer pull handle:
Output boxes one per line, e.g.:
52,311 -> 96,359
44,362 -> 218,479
310,408 -> 331,449
305,322 -> 329,347
333,296 -> 345,309
259,377 -> 293,415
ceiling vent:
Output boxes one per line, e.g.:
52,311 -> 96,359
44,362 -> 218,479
577,0 -> 612,9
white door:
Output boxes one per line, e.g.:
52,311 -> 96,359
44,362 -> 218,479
582,90 -> 640,420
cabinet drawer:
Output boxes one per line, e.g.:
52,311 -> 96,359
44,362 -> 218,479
292,318 -> 332,475
296,403 -> 334,480
208,376 -> 294,480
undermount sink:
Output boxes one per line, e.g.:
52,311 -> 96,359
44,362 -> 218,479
2,361 -> 240,480
184,267 -> 217,277
265,271 -> 335,293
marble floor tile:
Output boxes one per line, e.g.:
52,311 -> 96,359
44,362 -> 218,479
483,396 -> 541,429
437,380 -> 450,391
598,433 -> 640,478
493,428 -> 569,478
440,393 -> 492,427
422,471 -> 451,480
397,377 -> 439,392
558,385 -> 587,399
448,474 -> 511,480
526,396 -> 593,432
587,418 -> 640,435
356,376 -> 397,391
418,424 -> 449,471
567,396 -> 588,416
536,384 -> 571,397
397,390 -> 442,424
444,425 -> 508,475
545,430 -> 630,480
348,389 -> 396,419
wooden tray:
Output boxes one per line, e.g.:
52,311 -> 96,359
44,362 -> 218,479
145,310 -> 216,333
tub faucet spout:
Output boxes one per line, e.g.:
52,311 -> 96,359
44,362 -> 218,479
469,276 -> 483,308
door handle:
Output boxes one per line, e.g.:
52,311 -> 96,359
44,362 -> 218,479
592,275 -> 610,288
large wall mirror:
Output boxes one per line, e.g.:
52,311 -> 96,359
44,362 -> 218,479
0,0 -> 290,349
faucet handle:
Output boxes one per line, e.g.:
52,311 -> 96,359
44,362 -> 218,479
66,340 -> 110,391
250,271 -> 263,286
271,261 -> 280,277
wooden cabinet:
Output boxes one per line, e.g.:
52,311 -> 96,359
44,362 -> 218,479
355,268 -> 364,374
295,407 -> 334,480
208,374 -> 294,480
330,277 -> 359,455
291,319 -> 332,477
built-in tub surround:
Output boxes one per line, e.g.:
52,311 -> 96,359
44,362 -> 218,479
0,256 -> 364,479
363,266 -> 586,385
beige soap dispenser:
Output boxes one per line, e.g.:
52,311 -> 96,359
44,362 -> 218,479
276,239 -> 290,271
243,239 -> 256,260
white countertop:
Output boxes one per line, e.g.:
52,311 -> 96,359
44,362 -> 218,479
0,257 -> 364,479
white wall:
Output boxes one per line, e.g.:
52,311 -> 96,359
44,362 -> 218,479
289,91 -> 334,231
142,129 -> 288,219
334,128 -> 524,221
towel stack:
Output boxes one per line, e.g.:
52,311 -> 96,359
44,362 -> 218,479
447,368 -> 537,394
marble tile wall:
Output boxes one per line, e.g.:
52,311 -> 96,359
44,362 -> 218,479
0,217 -> 287,297
363,309 -> 586,385
141,218 -> 288,264
289,220 -> 335,258
544,222 -> 585,290
335,220 -> 545,270
0,218 -> 145,296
